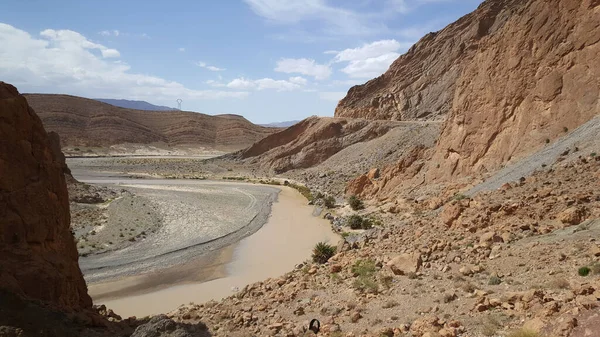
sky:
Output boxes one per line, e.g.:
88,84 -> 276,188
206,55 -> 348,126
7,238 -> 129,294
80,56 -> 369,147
0,0 -> 482,124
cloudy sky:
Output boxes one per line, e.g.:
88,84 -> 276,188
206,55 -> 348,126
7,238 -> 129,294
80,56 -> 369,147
0,0 -> 482,123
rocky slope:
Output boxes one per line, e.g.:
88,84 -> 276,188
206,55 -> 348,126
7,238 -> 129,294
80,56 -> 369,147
0,82 -> 91,309
25,94 -> 278,151
336,0 -> 600,188
167,153 -> 600,337
226,117 -> 440,180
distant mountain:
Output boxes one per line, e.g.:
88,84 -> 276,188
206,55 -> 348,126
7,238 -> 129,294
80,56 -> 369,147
259,120 -> 301,128
94,99 -> 174,111
26,94 -> 279,151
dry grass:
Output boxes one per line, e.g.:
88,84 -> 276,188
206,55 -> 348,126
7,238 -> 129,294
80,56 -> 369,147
507,329 -> 539,337
548,277 -> 570,289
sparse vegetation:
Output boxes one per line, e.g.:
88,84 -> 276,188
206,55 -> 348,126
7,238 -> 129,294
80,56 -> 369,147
324,195 -> 336,208
507,329 -> 539,337
563,126 -> 569,132
545,138 -> 550,144
591,152 -> 597,157
453,193 -> 468,201
348,195 -> 364,210
288,183 -> 313,201
578,266 -> 591,276
488,275 -> 502,285
312,242 -> 336,264
348,214 -> 364,229
351,259 -> 378,293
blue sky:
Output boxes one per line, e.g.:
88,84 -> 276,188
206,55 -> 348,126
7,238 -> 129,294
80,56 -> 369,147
0,0 -> 482,124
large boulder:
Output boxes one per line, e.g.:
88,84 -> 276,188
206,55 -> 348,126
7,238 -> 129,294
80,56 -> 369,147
387,253 -> 422,275
0,82 -> 91,309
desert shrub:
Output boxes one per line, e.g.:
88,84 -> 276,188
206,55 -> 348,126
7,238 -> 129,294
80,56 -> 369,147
348,215 -> 363,229
352,260 -> 378,293
360,217 -> 373,230
488,275 -> 502,285
545,138 -> 550,144
578,266 -> 591,276
348,195 -> 364,210
341,232 -> 350,239
324,195 -> 336,208
288,183 -> 313,201
591,152 -> 597,157
314,191 -> 324,199
453,193 -> 468,201
351,259 -> 377,277
563,127 -> 569,132
312,242 -> 336,264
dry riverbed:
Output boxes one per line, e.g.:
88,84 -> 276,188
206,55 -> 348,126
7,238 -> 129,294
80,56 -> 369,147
69,157 -> 338,317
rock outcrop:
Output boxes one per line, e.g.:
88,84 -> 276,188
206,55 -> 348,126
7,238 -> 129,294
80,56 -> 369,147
336,0 -> 600,182
0,82 -> 92,309
25,94 -> 278,150
235,116 -> 401,174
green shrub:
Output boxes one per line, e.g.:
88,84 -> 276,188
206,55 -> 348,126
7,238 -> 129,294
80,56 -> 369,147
315,191 -> 324,199
488,276 -> 502,285
591,152 -> 597,157
453,193 -> 468,201
578,266 -> 591,276
360,217 -> 373,230
563,127 -> 569,132
545,138 -> 550,144
348,215 -> 363,229
312,242 -> 336,264
348,195 -> 364,210
351,259 -> 377,277
324,195 -> 336,208
351,259 -> 378,293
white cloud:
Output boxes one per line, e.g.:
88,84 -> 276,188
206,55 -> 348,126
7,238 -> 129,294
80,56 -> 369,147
0,23 -> 247,101
226,77 -> 305,91
197,61 -> 226,72
99,30 -> 120,37
339,53 -> 400,78
331,39 -> 413,78
243,0 -> 376,36
178,47 -> 185,52
319,91 -> 347,102
101,48 -> 120,58
275,58 -> 331,80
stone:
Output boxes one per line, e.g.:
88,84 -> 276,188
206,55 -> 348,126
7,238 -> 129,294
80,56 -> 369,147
387,253 -> 422,275
557,207 -> 586,226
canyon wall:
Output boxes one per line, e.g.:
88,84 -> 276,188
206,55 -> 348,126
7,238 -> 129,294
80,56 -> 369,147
337,0 -> 599,187
0,82 -> 92,309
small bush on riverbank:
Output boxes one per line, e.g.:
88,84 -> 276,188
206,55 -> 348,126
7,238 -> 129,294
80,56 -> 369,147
288,183 -> 313,201
312,242 -> 336,264
324,195 -> 336,208
348,195 -> 364,210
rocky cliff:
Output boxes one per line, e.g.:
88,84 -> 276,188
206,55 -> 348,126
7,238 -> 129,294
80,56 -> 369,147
337,0 -> 600,187
0,82 -> 92,309
25,94 -> 279,151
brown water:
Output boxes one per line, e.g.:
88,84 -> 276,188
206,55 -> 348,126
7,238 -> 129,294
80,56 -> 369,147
88,186 -> 337,317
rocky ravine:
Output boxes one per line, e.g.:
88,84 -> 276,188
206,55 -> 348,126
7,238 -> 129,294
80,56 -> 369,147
26,93 -> 279,151
336,0 -> 600,192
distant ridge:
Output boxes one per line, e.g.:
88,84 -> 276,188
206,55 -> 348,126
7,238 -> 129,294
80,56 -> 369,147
94,98 -> 174,111
259,120 -> 300,128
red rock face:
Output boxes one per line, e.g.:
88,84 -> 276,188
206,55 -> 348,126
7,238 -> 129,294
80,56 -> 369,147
0,82 -> 92,309
337,0 -> 600,185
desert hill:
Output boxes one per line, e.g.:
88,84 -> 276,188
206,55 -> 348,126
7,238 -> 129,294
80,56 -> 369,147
335,0 -> 599,192
25,94 -> 279,151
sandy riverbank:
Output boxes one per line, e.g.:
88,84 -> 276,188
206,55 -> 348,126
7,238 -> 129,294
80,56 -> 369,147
88,186 -> 337,317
